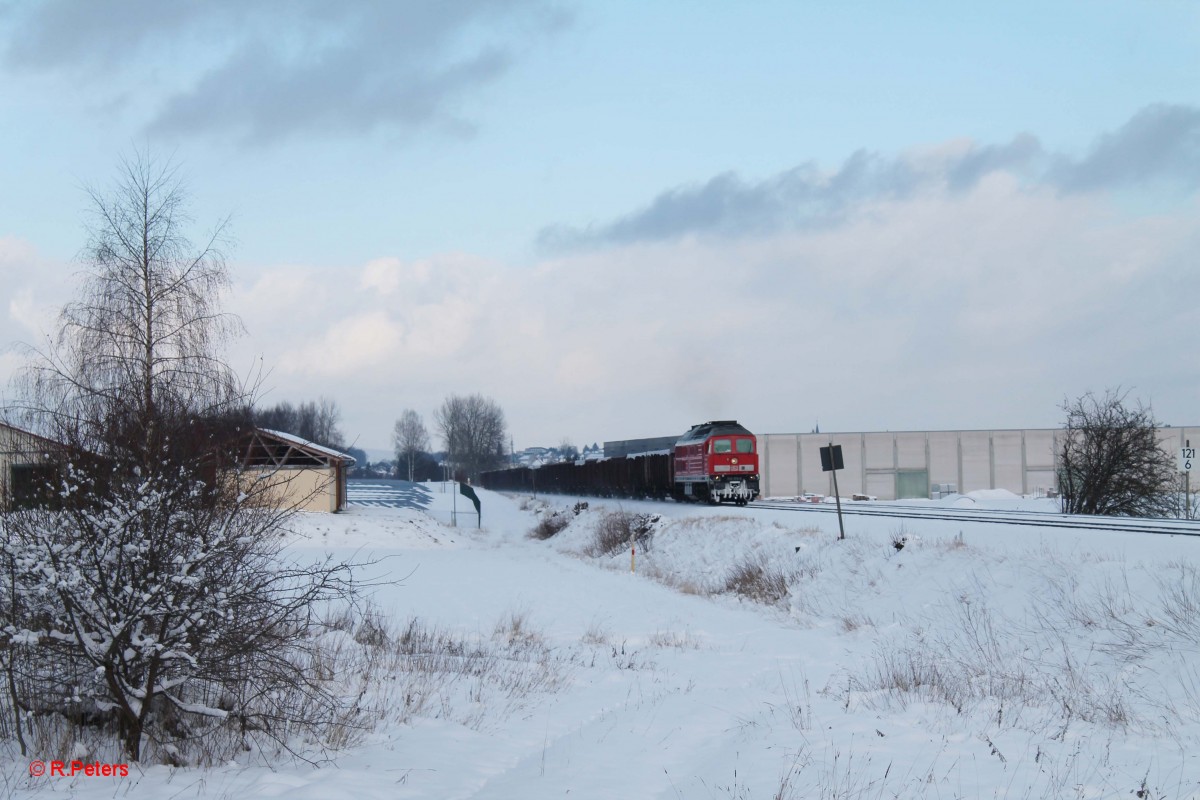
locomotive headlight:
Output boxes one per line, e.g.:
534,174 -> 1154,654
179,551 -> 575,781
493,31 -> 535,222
732,458 -> 738,465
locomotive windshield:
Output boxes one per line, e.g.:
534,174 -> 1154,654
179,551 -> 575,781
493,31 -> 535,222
736,439 -> 755,453
713,439 -> 732,453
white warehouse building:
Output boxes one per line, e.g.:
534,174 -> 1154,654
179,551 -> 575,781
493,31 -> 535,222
758,426 -> 1200,501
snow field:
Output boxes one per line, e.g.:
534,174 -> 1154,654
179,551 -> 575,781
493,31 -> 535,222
6,485 -> 1200,798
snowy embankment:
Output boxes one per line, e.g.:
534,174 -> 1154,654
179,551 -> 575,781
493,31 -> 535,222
7,486 -> 1200,799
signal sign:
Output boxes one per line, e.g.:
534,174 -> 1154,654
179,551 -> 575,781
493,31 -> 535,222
819,443 -> 846,541
820,444 -> 844,472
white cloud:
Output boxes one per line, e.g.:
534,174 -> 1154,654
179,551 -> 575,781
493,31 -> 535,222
0,236 -> 66,348
279,311 -> 404,377
359,258 -> 399,295
12,157 -> 1192,453
8,289 -> 41,337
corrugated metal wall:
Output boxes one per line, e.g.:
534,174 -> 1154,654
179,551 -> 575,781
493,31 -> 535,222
760,427 -> 1200,500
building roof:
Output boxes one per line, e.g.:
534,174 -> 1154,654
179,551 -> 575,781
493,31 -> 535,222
0,421 -> 62,453
244,428 -> 356,468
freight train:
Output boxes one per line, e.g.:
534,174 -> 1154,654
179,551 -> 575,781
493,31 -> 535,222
480,420 -> 760,505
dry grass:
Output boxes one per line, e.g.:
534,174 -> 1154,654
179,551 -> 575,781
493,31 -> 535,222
639,563 -> 711,596
529,511 -> 571,540
838,614 -> 874,634
581,619 -> 611,646
647,629 -> 702,650
722,553 -> 794,605
585,510 -> 660,557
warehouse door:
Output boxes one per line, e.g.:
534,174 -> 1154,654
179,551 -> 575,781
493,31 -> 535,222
896,470 -> 929,500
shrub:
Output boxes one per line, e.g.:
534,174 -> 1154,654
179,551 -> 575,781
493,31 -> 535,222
1058,389 -> 1177,517
529,511 -> 571,540
585,511 -> 659,557
723,553 -> 793,605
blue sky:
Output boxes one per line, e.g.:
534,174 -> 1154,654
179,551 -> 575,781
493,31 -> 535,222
1,1 -> 1198,452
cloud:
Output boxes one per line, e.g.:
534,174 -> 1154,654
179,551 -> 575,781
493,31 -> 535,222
542,104 -> 1200,250
278,310 -> 404,376
359,257 -> 432,296
216,158 -> 1198,449
538,155 -> 928,250
528,179 -> 1199,440
234,251 -> 501,387
0,237 -> 70,397
1048,104 -> 1200,192
0,0 -> 570,144
0,236 -> 66,341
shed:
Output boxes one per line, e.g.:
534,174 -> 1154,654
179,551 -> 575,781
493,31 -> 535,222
237,428 -> 356,513
0,422 -> 59,510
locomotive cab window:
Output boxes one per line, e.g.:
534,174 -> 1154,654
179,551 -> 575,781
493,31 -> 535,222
736,439 -> 755,453
713,439 -> 732,453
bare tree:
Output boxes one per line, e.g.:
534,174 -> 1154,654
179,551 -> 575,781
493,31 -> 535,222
310,397 -> 344,448
255,397 -> 344,450
392,409 -> 430,482
18,151 -> 242,460
3,151 -> 361,763
1058,389 -> 1176,517
434,393 -> 507,481
255,400 -> 298,434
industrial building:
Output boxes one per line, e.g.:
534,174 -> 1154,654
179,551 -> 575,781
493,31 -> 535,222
758,426 -> 1200,501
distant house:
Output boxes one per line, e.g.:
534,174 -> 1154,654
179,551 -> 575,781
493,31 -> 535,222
0,422 -> 59,510
237,428 -> 356,513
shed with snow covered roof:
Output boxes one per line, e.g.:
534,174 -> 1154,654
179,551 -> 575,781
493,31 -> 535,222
0,422 -> 60,511
236,428 -> 356,513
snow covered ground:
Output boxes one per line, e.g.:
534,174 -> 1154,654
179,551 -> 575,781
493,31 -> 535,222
6,485 -> 1200,799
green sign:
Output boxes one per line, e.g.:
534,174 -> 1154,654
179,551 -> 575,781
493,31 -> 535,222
459,482 -> 481,514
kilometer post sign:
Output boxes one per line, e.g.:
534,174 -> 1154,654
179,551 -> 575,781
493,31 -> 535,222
1184,442 -> 1195,520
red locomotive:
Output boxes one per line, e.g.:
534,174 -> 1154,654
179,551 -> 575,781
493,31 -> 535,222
671,420 -> 759,504
480,420 -> 760,505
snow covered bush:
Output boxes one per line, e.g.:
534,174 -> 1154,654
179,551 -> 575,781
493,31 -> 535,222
0,458 -> 358,763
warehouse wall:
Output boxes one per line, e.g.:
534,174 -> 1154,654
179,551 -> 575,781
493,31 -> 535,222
760,427 -> 1200,501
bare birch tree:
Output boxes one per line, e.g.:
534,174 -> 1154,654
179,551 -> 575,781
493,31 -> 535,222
17,151 -> 241,461
392,409 -> 430,482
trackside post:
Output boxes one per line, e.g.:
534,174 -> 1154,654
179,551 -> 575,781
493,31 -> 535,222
460,482 -> 482,529
820,443 -> 846,541
1183,439 -> 1194,519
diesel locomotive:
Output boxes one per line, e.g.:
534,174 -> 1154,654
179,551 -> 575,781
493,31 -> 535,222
479,420 -> 760,505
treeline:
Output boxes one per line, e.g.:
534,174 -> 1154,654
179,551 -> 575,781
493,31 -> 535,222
250,392 -> 510,483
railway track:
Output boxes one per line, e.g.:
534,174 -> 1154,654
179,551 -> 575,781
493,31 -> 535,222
748,499 -> 1200,536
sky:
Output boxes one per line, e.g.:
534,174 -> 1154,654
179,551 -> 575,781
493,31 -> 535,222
1,1 -> 1198,455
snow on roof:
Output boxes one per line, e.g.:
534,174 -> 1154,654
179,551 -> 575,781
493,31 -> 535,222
257,428 -> 356,465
